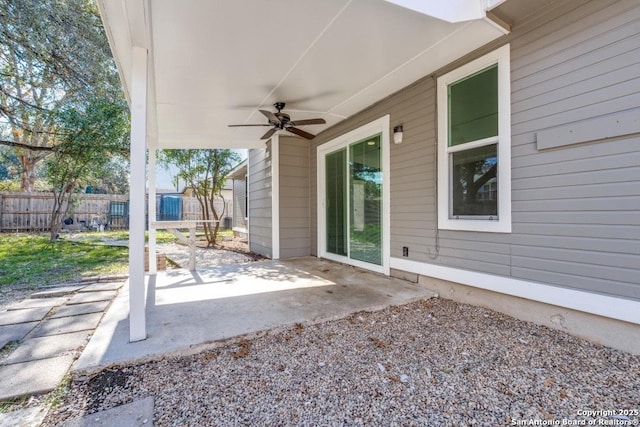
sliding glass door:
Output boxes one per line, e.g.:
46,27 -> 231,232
325,134 -> 382,266
326,149 -> 347,256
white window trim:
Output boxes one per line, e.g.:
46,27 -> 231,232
317,115 -> 391,275
437,44 -> 511,233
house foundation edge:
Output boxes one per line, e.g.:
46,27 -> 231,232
390,268 -> 640,355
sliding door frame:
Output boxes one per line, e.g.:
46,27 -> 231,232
317,115 -> 391,275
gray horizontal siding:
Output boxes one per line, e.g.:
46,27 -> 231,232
279,137 -> 310,259
232,175 -> 247,231
308,0 -> 640,300
248,143 -> 272,258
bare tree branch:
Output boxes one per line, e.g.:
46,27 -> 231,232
0,139 -> 55,152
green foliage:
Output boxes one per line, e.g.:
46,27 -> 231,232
45,97 -> 129,190
158,150 -> 240,196
0,147 -> 19,180
0,233 -> 128,287
158,149 -> 241,246
0,0 -> 125,191
44,96 -> 129,240
0,180 -> 20,191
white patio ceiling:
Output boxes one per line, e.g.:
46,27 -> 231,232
98,0 -> 507,150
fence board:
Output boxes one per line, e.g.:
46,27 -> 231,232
180,197 -> 232,229
0,192 -> 233,232
0,192 -> 128,232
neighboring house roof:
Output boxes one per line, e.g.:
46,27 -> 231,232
229,159 -> 247,180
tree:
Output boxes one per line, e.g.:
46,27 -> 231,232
0,0 -> 121,191
45,97 -> 129,241
158,149 -> 241,246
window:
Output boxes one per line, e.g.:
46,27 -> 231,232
244,174 -> 248,220
437,44 -> 511,232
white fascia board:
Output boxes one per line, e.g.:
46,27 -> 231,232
96,0 -> 133,104
390,257 -> 640,325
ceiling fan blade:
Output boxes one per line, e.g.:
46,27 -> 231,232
289,118 -> 326,126
286,127 -> 315,139
228,124 -> 270,127
260,109 -> 280,125
261,128 -> 277,140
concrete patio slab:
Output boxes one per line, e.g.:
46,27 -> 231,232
6,297 -> 68,311
0,307 -> 51,326
74,257 -> 437,373
0,322 -> 39,349
60,396 -> 154,427
66,291 -> 117,305
0,354 -> 74,401
78,282 -> 124,292
3,330 -> 91,364
31,312 -> 103,338
0,406 -> 48,427
50,301 -> 110,319
30,286 -> 86,299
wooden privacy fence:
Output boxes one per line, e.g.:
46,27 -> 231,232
0,192 -> 232,232
181,197 -> 232,227
0,192 -> 129,232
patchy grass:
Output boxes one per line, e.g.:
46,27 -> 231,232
216,228 -> 233,239
0,229 -> 233,289
67,229 -> 178,244
0,233 -> 128,287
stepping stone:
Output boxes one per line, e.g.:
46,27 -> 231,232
6,297 -> 68,311
30,286 -> 86,299
0,322 -> 38,350
79,282 -> 123,292
50,301 -> 110,319
0,307 -> 51,326
30,312 -> 103,338
67,291 -> 117,305
0,405 -> 48,427
60,396 -> 154,427
0,354 -> 74,401
3,330 -> 91,365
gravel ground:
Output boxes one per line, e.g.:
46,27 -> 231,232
42,298 -> 640,426
156,240 -> 260,269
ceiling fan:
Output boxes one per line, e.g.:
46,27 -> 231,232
228,102 -> 326,140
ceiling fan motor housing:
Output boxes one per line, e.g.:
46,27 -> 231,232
277,113 -> 291,128
228,101 -> 325,139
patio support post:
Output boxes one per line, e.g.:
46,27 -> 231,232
271,135 -> 280,259
148,145 -> 157,275
129,46 -> 148,342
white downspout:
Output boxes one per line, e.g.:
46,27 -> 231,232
129,46 -> 148,342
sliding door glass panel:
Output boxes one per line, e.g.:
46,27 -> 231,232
349,135 -> 382,265
326,149 -> 347,256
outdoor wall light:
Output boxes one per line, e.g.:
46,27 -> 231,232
393,125 -> 404,144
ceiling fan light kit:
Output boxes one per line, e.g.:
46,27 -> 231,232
228,102 -> 326,140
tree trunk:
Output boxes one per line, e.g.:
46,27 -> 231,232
49,184 -> 75,242
20,153 -> 38,192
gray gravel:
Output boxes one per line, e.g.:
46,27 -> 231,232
156,242 -> 256,269
42,298 -> 640,426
